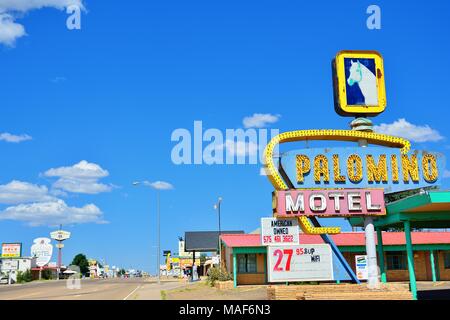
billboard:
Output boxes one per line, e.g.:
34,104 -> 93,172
267,244 -> 333,282
274,189 -> 385,217
261,217 -> 300,246
1,243 -> 22,258
31,238 -> 53,267
280,147 -> 444,194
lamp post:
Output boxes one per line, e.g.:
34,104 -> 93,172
214,197 -> 223,268
133,181 -> 163,285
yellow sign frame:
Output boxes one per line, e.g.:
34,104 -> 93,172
334,50 -> 386,116
263,129 -> 410,234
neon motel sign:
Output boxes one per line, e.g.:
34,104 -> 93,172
273,189 -> 385,217
279,147 -> 444,194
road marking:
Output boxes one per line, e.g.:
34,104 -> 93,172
123,285 -> 141,300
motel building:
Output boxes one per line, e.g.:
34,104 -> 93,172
221,231 -> 450,286
220,188 -> 450,289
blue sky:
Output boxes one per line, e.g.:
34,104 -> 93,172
1,0 -> 450,273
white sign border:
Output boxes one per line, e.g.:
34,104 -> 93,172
267,244 -> 334,283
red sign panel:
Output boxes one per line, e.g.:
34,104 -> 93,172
274,189 -> 385,217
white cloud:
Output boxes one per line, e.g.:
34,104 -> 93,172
374,118 -> 443,143
52,178 -> 112,194
0,132 -> 32,143
0,0 -> 84,12
0,14 -> 25,46
0,180 -> 54,204
0,199 -> 105,226
44,160 -> 112,194
45,160 -> 108,179
50,76 -> 67,83
0,0 -> 85,46
243,113 -> 280,128
143,181 -> 174,190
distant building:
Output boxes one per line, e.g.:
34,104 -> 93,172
0,257 -> 37,282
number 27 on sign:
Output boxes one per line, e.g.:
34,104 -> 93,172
273,248 -> 315,272
273,249 -> 293,271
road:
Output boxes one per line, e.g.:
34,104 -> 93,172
0,278 -> 188,300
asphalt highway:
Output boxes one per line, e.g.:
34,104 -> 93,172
0,278 -> 186,300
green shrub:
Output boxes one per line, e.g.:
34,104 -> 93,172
41,269 -> 53,280
17,269 -> 33,283
207,267 -> 233,286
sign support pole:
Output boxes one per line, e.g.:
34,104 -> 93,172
355,123 -> 380,289
364,216 -> 380,288
310,217 -> 360,284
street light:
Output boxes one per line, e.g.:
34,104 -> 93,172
214,197 -> 223,268
132,181 -> 162,285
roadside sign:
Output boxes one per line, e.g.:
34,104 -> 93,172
274,189 -> 385,217
280,147 -> 444,194
355,255 -> 369,280
31,238 -> 53,267
261,217 -> 300,246
2,260 -> 19,271
1,243 -> 22,258
50,230 -> 71,241
333,50 -> 386,116
267,244 -> 333,282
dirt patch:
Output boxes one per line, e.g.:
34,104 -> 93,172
164,281 -> 268,300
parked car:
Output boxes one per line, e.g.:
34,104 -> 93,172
0,276 -> 11,284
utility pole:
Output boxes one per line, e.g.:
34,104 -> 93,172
214,197 -> 223,268
132,180 -> 172,285
157,189 -> 161,285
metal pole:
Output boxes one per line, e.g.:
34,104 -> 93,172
157,189 -> 161,285
404,220 -> 417,300
57,244 -> 61,280
358,134 -> 380,289
376,228 -> 387,283
430,250 -> 437,282
218,200 -> 222,268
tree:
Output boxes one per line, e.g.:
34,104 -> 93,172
118,268 -> 126,276
41,269 -> 53,280
16,269 -> 33,283
71,254 -> 89,275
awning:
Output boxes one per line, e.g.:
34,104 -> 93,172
348,191 -> 450,229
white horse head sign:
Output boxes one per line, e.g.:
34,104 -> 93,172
347,59 -> 378,106
31,238 -> 53,267
333,50 -> 386,116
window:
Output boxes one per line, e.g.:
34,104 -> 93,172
444,251 -> 450,269
237,254 -> 257,273
386,251 -> 407,270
